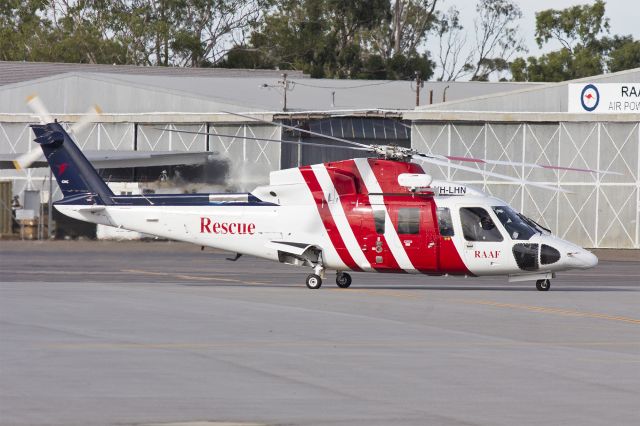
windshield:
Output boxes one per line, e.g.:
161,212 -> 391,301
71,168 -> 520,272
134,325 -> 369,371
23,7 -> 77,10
518,213 -> 551,235
491,206 -> 537,240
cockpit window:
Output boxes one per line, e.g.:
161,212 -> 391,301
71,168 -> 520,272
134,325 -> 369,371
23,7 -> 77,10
436,207 -> 454,236
492,206 -> 537,240
518,213 -> 551,235
459,207 -> 503,242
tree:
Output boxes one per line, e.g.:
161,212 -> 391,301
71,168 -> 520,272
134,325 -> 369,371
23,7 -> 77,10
510,1 -> 640,82
470,0 -> 525,81
534,0 -> 609,53
105,0 -> 269,67
510,47 -> 602,82
604,35 -> 640,73
229,0 -> 435,80
0,0 -> 51,61
368,0 -> 439,60
434,6 -> 473,81
44,1 -> 127,64
0,0 -> 268,67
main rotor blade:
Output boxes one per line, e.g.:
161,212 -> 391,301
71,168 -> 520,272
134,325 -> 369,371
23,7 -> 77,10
221,111 -> 373,149
413,155 -> 570,193
26,95 -> 53,124
155,128 -> 370,151
434,154 -> 621,175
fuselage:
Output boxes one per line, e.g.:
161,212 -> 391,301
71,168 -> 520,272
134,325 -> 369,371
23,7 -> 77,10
56,158 -> 597,281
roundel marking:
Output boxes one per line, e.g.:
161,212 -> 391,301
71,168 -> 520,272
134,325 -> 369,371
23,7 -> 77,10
580,84 -> 600,112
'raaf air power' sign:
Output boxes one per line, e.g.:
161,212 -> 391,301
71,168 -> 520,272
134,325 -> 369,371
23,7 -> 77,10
569,83 -> 640,114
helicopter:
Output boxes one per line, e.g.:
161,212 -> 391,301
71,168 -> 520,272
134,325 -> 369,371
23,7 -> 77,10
19,99 -> 610,291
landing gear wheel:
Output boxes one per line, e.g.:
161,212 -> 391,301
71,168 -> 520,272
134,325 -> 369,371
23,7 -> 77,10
336,272 -> 352,288
536,279 -> 551,291
306,274 -> 322,289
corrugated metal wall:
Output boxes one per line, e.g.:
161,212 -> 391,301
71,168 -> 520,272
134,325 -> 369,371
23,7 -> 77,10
412,120 -> 639,248
0,120 -> 281,200
2,114 -> 638,248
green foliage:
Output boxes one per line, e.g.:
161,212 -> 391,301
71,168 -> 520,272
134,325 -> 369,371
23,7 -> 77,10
534,0 -> 609,51
511,1 -> 639,81
510,47 -> 603,82
605,36 -> 640,73
469,0 -> 525,81
0,0 -> 50,61
0,0 -> 269,66
2,0 -> 636,82
221,0 -> 435,80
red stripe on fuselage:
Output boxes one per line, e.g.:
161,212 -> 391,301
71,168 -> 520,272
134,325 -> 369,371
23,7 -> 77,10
366,159 -> 442,274
299,166 -> 362,272
439,237 -> 471,275
325,160 -> 402,272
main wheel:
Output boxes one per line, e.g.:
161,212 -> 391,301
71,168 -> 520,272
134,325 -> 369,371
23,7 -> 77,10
536,279 -> 551,291
336,272 -> 352,288
306,274 -> 322,289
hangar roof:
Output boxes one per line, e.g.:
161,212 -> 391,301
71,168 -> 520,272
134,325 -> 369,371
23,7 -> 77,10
418,67 -> 640,113
0,60 -> 306,86
0,66 -> 542,114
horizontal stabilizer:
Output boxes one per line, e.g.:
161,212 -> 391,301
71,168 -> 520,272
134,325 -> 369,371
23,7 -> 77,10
74,205 -> 106,213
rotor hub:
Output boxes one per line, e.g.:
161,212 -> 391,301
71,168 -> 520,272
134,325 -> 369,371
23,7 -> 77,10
370,145 -> 416,161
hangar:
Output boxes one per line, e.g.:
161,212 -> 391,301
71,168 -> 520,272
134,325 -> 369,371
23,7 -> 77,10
0,61 -> 638,248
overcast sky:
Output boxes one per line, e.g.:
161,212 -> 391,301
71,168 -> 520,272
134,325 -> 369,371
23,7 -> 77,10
426,0 -> 638,79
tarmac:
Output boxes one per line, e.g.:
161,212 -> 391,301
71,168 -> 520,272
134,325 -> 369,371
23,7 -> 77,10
1,240 -> 639,426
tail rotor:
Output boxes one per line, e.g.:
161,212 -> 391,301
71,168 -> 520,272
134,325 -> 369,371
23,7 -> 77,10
13,95 -> 102,170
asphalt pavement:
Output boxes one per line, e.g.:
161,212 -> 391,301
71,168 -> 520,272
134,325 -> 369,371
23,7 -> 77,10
1,241 -> 639,426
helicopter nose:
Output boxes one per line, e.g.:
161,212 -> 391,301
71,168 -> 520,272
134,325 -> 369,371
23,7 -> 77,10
566,248 -> 598,269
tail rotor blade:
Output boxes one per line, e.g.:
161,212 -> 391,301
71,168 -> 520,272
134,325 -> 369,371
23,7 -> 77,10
26,95 -> 53,124
12,148 -> 43,170
70,105 -> 103,135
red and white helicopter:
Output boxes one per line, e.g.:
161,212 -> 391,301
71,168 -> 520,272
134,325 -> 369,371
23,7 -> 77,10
21,101 -> 608,291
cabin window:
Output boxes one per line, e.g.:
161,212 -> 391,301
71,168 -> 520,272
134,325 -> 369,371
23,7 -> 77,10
459,207 -> 503,242
373,209 -> 385,234
491,206 -> 536,240
397,208 -> 420,234
436,207 -> 454,236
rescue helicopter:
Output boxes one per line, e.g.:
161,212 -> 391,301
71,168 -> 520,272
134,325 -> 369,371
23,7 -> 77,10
19,98 -> 609,291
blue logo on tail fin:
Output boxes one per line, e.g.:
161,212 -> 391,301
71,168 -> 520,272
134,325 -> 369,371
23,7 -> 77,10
31,122 -> 114,205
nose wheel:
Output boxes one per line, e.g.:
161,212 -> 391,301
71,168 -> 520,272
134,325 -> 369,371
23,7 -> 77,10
305,254 -> 325,289
306,274 -> 322,289
536,279 -> 551,291
336,272 -> 352,288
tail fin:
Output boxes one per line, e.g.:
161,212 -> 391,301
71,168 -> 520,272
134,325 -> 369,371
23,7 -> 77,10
31,122 -> 114,205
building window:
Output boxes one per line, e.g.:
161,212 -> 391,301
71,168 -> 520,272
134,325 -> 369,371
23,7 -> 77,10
397,208 -> 420,234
